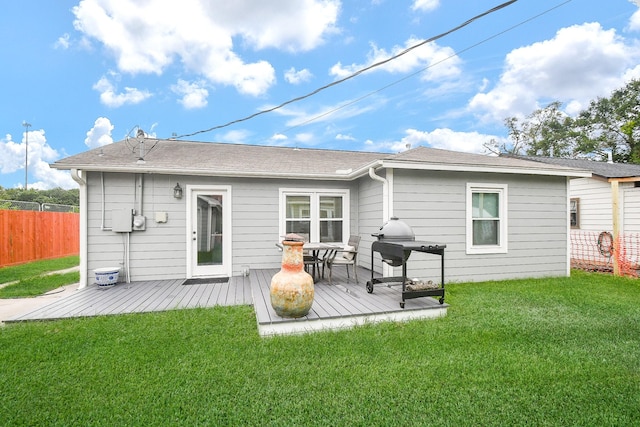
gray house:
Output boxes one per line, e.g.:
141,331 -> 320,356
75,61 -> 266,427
51,139 -> 590,289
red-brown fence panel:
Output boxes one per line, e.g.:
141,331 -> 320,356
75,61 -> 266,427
0,210 -> 79,267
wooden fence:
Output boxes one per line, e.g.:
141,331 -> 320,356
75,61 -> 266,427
0,210 -> 79,267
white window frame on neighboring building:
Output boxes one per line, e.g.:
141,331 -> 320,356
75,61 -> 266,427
466,183 -> 508,254
279,188 -> 350,244
570,198 -> 580,229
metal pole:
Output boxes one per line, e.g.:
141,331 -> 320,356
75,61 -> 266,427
22,121 -> 31,190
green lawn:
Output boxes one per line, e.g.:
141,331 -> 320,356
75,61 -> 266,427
1,270 -> 639,425
0,256 -> 79,298
0,256 -> 79,283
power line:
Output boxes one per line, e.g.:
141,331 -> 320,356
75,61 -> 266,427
270,0 -> 574,139
170,0 -> 519,140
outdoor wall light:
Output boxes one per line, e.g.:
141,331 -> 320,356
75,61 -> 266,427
173,183 -> 183,199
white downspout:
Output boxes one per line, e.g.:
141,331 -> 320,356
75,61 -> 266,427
369,166 -> 390,220
71,169 -> 88,289
369,165 -> 392,276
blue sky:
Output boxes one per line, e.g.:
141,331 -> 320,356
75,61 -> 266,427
2,0 -> 640,190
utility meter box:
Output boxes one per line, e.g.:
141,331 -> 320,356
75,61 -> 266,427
112,208 -> 133,232
133,215 -> 146,231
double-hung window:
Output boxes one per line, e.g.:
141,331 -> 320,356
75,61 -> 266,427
466,183 -> 508,254
281,189 -> 349,243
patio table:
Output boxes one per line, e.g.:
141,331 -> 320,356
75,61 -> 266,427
276,242 -> 341,281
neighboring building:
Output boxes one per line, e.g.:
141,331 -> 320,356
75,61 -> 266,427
51,139 -> 590,288
515,156 -> 640,271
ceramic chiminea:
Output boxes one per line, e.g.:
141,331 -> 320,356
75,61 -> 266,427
270,234 -> 314,318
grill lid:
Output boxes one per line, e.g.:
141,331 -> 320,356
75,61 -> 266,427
374,216 -> 415,241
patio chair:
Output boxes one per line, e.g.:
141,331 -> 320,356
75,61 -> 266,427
299,233 -> 324,279
324,235 -> 361,285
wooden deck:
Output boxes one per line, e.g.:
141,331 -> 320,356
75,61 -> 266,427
7,277 -> 252,322
252,267 -> 447,336
7,266 -> 447,336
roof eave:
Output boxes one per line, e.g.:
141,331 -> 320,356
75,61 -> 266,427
50,163 -> 360,181
379,160 -> 592,178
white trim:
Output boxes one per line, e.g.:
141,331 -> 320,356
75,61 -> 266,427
279,188 -> 350,243
387,168 -> 394,220
566,178 -> 571,276
380,160 -> 591,178
52,158 -> 591,181
258,305 -> 448,337
466,183 -> 508,254
385,169 -> 394,277
71,169 -> 88,289
186,185 -> 232,278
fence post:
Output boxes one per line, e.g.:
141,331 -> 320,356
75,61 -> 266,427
611,180 -> 620,276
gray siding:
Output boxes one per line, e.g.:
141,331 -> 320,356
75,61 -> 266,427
391,170 -> 569,283
356,173 -> 385,271
85,172 -> 358,282
86,172 -> 187,282
84,168 -> 570,285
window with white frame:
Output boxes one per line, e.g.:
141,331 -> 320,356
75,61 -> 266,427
281,189 -> 349,243
466,183 -> 508,254
570,198 -> 579,229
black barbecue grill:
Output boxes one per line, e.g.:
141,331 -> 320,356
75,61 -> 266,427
367,217 -> 446,308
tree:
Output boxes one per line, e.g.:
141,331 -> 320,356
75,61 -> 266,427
484,101 -> 575,157
0,186 -> 79,207
573,79 -> 640,163
491,79 -> 640,163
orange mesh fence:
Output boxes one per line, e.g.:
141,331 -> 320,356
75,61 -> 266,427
570,230 -> 639,277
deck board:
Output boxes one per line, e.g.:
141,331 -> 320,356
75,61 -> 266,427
7,266 -> 447,336
250,266 -> 448,336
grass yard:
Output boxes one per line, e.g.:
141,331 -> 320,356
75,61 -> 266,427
0,256 -> 79,299
1,270 -> 639,425
0,256 -> 78,284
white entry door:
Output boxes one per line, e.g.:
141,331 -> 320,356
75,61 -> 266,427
187,186 -> 232,278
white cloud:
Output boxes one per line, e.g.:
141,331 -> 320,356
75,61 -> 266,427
275,95 -> 388,128
295,133 -> 314,144
391,128 -> 502,154
93,75 -> 151,107
411,0 -> 440,12
0,130 -> 76,190
469,23 -> 640,123
267,133 -> 289,147
284,67 -> 313,85
172,79 -> 209,109
0,134 -> 24,174
330,37 -> 461,82
54,33 -> 70,49
630,5 -> 640,32
72,0 -> 339,96
220,130 -> 250,143
84,117 -> 114,149
336,133 -> 356,141
28,162 -> 77,190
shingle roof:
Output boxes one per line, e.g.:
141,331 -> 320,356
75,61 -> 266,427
393,147 -> 584,171
513,155 -> 640,179
51,139 -> 385,179
50,139 -> 591,179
